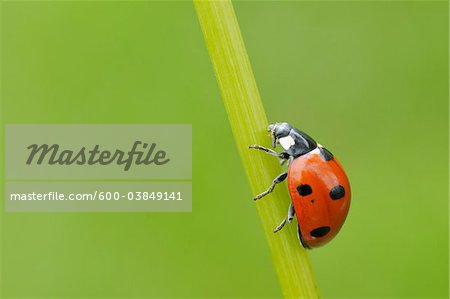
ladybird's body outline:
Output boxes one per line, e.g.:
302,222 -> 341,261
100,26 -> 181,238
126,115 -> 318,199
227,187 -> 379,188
249,122 -> 351,249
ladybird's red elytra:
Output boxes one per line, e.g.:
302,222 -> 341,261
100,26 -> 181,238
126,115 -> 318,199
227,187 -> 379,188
249,122 -> 351,249
288,147 -> 350,248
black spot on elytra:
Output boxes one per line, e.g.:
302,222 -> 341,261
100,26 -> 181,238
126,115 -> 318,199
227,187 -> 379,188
310,199 -> 315,203
319,147 -> 334,161
329,185 -> 345,200
297,184 -> 312,196
310,226 -> 330,238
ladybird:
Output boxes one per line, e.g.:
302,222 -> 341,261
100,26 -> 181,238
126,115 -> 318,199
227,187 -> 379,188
249,122 -> 350,248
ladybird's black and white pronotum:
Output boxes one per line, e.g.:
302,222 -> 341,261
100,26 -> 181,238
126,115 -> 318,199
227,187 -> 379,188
249,122 -> 350,248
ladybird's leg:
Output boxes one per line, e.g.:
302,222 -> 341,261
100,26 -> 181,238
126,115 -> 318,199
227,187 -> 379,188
249,145 -> 290,160
273,202 -> 295,233
287,202 -> 295,223
249,144 -> 279,156
273,219 -> 286,233
280,155 -> 294,166
253,171 -> 288,201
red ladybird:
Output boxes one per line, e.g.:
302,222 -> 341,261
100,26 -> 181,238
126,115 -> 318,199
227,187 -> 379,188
250,122 -> 350,248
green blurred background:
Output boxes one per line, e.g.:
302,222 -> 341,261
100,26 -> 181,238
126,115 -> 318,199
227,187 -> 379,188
1,1 -> 447,298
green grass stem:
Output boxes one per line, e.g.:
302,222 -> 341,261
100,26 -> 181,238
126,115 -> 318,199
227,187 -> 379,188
194,1 -> 320,298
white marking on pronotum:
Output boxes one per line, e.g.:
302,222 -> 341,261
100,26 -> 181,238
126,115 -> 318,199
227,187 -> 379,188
279,135 -> 295,150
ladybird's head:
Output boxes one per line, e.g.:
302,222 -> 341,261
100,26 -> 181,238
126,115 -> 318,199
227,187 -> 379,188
268,122 -> 292,148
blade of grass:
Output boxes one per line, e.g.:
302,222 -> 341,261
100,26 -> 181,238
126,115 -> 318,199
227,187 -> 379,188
194,1 -> 319,298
